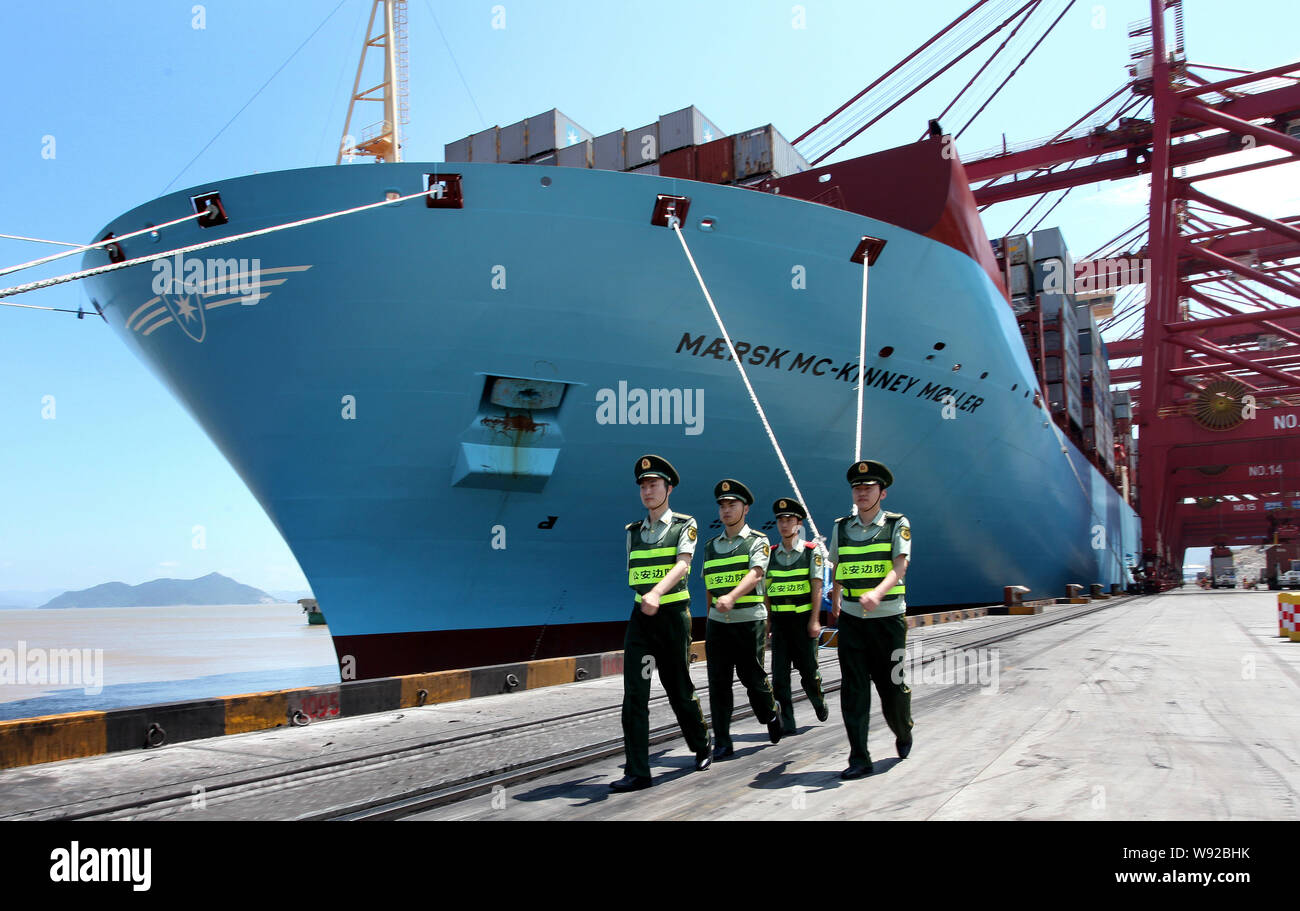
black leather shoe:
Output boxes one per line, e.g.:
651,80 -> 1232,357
896,738 -> 913,760
767,715 -> 784,744
814,703 -> 829,723
696,736 -> 714,771
840,763 -> 874,780
609,775 -> 652,792
712,743 -> 735,760
782,722 -> 797,736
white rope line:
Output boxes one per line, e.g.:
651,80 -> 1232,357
0,210 -> 209,279
670,219 -> 824,548
0,187 -> 436,302
0,300 -> 96,315
855,261 -> 869,464
0,232 -> 82,248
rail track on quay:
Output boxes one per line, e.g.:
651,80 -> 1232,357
17,595 -> 1142,821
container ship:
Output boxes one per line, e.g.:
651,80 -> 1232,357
81,101 -> 1141,680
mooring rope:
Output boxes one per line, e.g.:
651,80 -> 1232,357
669,218 -> 825,548
0,232 -> 82,248
0,210 -> 211,279
0,186 -> 437,302
855,261 -> 869,464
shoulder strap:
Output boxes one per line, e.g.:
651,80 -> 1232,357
834,517 -> 852,544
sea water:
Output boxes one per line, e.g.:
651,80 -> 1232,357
0,603 -> 338,721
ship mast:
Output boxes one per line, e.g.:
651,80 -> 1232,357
337,0 -> 409,163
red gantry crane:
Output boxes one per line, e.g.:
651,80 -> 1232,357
795,0 -> 1300,591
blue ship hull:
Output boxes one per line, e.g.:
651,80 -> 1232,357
85,161 -> 1140,678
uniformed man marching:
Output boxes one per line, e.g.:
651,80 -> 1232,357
829,460 -> 913,779
612,454 -> 713,792
765,498 -> 830,734
702,479 -> 784,759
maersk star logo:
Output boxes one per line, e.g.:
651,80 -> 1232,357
127,263 -> 314,342
703,126 -> 714,142
160,285 -> 207,343
566,128 -> 579,146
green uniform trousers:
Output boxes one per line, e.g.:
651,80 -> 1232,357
838,610 -> 913,766
706,617 -> 779,749
769,610 -> 827,730
621,603 -> 710,779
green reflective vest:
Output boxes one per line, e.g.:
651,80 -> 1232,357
627,513 -> 692,607
702,533 -> 766,605
834,512 -> 906,602
767,544 -> 816,613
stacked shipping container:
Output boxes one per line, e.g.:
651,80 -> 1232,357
444,109 -> 594,165
695,135 -> 736,183
1113,390 -> 1136,504
1030,227 -> 1073,296
593,130 -> 627,171
993,234 -> 1035,315
1039,292 -> 1084,433
443,105 -> 808,184
1077,299 -> 1115,472
996,226 -> 1129,489
658,106 -> 723,153
625,123 -> 659,169
733,125 -> 809,181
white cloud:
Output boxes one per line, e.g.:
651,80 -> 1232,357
1088,176 -> 1152,209
1187,148 -> 1300,220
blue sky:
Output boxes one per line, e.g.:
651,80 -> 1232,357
1,0 -> 1296,593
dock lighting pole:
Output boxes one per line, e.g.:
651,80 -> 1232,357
850,236 -> 888,464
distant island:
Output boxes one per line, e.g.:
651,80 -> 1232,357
39,572 -> 290,609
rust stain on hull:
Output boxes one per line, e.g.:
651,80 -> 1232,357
481,413 -> 548,434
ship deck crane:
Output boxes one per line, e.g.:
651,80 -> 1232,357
337,0 -> 409,163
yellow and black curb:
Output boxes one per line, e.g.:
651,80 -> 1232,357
907,607 -> 989,627
0,640 -> 709,771
989,598 -> 1058,615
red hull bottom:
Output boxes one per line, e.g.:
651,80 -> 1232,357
331,617 -> 708,679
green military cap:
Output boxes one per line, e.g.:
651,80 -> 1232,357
635,454 -> 679,487
772,497 -> 807,519
846,459 -> 894,489
714,478 -> 754,505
